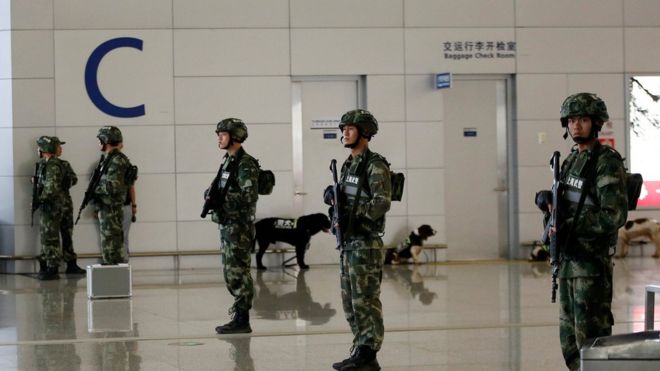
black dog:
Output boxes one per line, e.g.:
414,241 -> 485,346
254,213 -> 331,270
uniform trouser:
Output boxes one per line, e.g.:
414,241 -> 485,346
98,205 -> 126,265
559,273 -> 613,370
40,206 -> 63,268
122,204 -> 132,254
340,243 -> 385,352
60,199 -> 77,262
220,222 -> 255,312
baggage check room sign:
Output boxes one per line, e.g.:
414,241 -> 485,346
443,41 -> 516,60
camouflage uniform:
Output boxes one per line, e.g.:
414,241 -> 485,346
38,157 -> 66,269
59,159 -> 78,263
95,149 -> 133,265
557,142 -> 627,370
338,148 -> 392,352
212,147 -> 260,314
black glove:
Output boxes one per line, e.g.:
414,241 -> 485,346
535,190 -> 552,212
323,185 -> 334,206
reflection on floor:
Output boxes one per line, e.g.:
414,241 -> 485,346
1,257 -> 660,370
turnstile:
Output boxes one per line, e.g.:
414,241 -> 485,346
581,285 -> 660,370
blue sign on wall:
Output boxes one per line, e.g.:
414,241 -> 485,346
85,37 -> 145,118
435,73 -> 451,89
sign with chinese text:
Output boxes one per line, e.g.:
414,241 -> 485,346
443,41 -> 516,61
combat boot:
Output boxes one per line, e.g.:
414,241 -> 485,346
216,309 -> 252,334
38,266 -> 60,281
37,258 -> 47,275
332,346 -> 356,370
65,260 -> 86,274
340,346 -> 380,371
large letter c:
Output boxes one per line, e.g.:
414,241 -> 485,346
85,37 -> 145,118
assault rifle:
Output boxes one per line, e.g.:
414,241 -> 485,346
75,155 -> 106,225
30,163 -> 41,226
330,159 -> 343,249
544,151 -> 561,303
201,160 -> 233,219
200,177 -> 221,219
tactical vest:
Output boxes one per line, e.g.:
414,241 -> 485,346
339,150 -> 388,238
559,143 -> 627,257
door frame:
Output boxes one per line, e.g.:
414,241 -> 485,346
290,76 -> 366,215
449,74 -> 518,259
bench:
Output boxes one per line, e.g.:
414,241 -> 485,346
415,243 -> 448,263
0,248 -> 297,272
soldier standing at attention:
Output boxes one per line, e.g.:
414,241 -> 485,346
34,136 -> 67,280
325,109 -> 391,371
54,137 -> 86,274
207,118 -> 259,334
94,126 -> 137,265
537,93 -> 627,370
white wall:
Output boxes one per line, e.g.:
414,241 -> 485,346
2,0 -> 658,271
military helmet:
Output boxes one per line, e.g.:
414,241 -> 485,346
338,109 -> 378,138
215,118 -> 248,143
36,136 -> 59,153
50,136 -> 66,146
560,93 -> 609,128
97,126 -> 123,144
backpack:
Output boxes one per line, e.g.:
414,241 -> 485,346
257,169 -> 275,195
626,173 -> 643,210
364,152 -> 405,202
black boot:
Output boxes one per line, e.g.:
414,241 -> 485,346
65,260 -> 86,274
38,266 -> 60,281
340,346 -> 380,371
215,309 -> 252,334
332,347 -> 356,370
38,258 -> 47,275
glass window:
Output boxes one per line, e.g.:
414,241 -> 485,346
629,76 -> 660,208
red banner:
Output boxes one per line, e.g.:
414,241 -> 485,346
637,180 -> 660,208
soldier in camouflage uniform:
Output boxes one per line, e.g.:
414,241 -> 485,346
325,109 -> 391,371
93,126 -> 137,265
537,93 -> 627,370
207,118 -> 259,334
34,136 -> 67,280
54,138 -> 86,274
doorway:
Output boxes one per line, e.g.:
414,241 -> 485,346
291,76 -> 364,264
444,76 -> 513,260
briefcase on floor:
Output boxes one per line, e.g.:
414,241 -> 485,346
86,264 -> 132,299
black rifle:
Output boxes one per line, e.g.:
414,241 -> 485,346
201,158 -> 234,219
545,151 -> 561,303
330,159 -> 343,249
200,175 -> 221,219
75,155 -> 107,225
30,163 -> 41,226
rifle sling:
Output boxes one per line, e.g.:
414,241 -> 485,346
562,147 -> 601,248
213,153 -> 241,210
345,151 -> 371,239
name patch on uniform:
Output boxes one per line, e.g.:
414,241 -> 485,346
345,175 -> 360,185
566,175 -> 584,189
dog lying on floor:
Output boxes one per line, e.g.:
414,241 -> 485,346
617,218 -> 660,258
385,225 -> 437,265
254,213 -> 331,270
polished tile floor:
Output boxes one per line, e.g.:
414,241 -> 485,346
1,257 -> 660,370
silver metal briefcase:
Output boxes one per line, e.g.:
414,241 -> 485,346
86,264 -> 132,299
